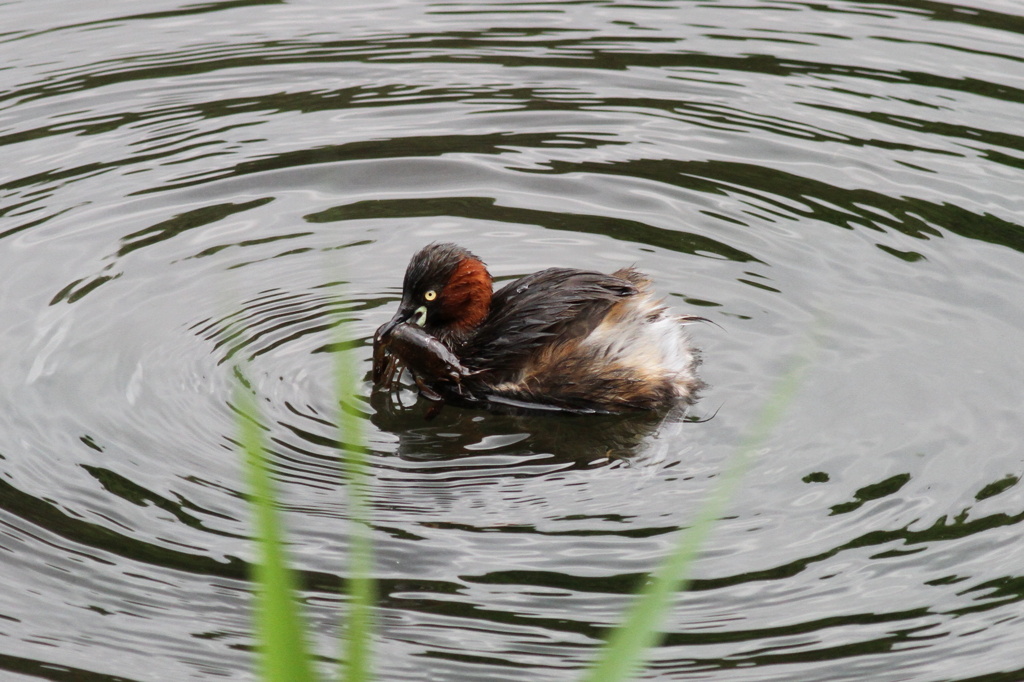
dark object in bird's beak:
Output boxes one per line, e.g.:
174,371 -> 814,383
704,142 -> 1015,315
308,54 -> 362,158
372,306 -> 412,386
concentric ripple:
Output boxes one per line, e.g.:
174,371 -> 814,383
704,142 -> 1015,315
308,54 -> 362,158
1,0 -> 1023,680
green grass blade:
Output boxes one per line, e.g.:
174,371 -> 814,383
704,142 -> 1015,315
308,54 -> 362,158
580,356 -> 808,682
235,372 -> 320,682
333,310 -> 374,682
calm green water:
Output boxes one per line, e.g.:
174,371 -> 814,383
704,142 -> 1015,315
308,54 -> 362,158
2,1 -> 1023,680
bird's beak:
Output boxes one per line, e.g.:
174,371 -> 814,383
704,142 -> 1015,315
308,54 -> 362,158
375,302 -> 414,343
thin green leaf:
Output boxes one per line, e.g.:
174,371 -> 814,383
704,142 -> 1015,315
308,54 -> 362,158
236,374 -> 320,682
334,308 -> 375,682
581,354 -> 809,682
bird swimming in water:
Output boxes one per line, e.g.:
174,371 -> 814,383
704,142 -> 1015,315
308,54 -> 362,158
372,243 -> 705,414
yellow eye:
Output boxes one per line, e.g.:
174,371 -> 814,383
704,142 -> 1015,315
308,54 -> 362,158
424,290 -> 437,301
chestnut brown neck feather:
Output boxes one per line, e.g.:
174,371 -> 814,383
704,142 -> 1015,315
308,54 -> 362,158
441,256 -> 493,332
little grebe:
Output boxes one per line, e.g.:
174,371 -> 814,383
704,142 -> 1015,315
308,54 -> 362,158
372,243 -> 705,413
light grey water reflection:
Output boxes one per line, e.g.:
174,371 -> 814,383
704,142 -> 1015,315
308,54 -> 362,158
2,0 -> 1023,680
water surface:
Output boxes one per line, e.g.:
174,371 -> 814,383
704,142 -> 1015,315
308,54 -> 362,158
2,0 -> 1023,680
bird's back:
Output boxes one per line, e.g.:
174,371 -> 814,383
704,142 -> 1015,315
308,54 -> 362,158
460,267 -> 703,413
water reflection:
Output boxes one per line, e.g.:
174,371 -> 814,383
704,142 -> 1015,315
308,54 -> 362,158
369,387 -> 692,466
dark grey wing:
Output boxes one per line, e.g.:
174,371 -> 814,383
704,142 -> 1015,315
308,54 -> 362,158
459,267 -> 636,377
